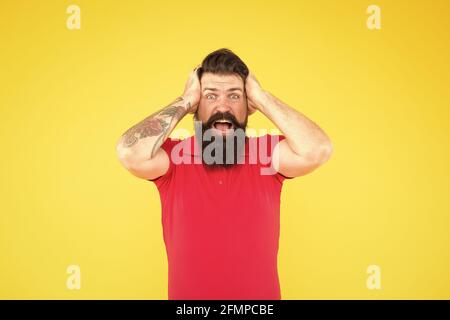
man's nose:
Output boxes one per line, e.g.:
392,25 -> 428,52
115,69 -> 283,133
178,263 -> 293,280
214,102 -> 232,113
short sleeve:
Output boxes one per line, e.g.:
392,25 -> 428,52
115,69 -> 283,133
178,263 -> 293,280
147,138 -> 179,187
266,134 -> 295,184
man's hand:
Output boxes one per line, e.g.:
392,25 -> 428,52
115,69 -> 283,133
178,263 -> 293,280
182,67 -> 201,114
245,71 -> 267,115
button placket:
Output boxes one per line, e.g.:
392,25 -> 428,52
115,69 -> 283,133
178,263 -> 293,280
218,167 -> 225,186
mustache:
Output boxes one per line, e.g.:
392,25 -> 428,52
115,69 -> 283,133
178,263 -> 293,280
204,111 -> 242,129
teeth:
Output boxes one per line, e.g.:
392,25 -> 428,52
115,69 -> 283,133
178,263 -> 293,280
215,120 -> 231,124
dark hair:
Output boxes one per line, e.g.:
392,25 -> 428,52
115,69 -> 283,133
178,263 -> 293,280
197,48 -> 249,83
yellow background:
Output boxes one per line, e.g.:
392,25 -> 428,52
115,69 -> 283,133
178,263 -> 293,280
1,0 -> 449,299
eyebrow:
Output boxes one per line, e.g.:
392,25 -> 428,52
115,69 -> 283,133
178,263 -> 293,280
203,87 -> 243,92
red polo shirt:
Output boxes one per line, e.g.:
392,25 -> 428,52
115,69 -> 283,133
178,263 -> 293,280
149,134 -> 293,300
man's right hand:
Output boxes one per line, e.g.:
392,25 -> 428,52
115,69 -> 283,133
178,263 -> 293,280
182,67 -> 201,114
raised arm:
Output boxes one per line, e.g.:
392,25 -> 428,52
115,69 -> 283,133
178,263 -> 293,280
116,68 -> 200,180
245,72 -> 333,178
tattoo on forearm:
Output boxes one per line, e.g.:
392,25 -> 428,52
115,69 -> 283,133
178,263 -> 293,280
120,97 -> 189,157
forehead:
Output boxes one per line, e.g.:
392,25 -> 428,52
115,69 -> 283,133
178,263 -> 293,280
200,72 -> 244,91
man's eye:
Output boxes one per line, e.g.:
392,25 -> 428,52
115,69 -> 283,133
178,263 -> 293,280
230,94 -> 240,99
206,94 -> 216,100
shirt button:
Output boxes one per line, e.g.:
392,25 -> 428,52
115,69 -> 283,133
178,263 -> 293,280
218,180 -> 223,184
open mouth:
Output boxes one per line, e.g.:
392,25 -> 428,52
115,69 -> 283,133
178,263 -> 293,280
213,119 -> 234,133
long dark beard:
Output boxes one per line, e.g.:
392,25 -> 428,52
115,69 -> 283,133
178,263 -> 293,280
194,111 -> 248,168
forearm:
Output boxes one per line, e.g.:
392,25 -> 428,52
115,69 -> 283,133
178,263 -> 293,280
256,91 -> 332,159
116,96 -> 191,162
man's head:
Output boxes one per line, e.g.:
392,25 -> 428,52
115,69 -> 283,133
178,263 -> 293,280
194,48 -> 251,167
194,48 -> 251,130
